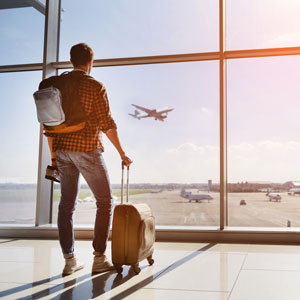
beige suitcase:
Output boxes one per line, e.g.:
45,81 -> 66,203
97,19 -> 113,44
111,164 -> 155,274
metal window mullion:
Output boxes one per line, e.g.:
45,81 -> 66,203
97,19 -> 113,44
225,47 -> 300,59
51,52 -> 221,69
0,63 -> 43,73
36,0 -> 60,226
2,47 -> 300,74
219,0 -> 227,230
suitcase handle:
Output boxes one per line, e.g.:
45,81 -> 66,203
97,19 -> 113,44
121,162 -> 130,204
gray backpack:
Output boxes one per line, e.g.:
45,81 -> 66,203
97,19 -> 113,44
33,86 -> 65,126
33,71 -> 86,134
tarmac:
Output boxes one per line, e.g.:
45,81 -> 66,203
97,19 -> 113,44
1,188 -> 300,227
50,189 -> 300,227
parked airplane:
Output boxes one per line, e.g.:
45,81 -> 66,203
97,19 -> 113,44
129,104 -> 174,121
268,193 -> 282,202
289,188 -> 300,195
180,188 -> 213,203
188,194 -> 213,203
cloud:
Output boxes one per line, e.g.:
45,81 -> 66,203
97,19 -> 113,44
263,32 -> 300,48
200,107 -> 211,115
228,140 -> 300,182
103,140 -> 300,184
167,142 -> 218,154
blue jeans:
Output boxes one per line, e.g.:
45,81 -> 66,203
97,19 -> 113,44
56,150 -> 113,255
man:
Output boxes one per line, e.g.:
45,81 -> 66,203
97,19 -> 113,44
45,43 -> 132,275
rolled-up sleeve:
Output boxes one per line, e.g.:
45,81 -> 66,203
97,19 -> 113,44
94,85 -> 117,133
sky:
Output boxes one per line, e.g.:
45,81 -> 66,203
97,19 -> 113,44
1,0 -> 300,184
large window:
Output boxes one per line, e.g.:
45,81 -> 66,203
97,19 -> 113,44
0,5 -> 45,65
0,71 -> 41,224
2,0 -> 300,242
59,0 -> 219,60
227,56 -> 300,227
227,0 -> 300,50
52,62 -> 220,226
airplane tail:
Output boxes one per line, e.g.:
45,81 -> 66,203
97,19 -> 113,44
129,110 -> 141,119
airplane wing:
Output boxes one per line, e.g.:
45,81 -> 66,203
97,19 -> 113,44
156,108 -> 174,114
138,113 -> 150,118
131,104 -> 153,114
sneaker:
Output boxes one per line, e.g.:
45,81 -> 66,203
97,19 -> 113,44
62,254 -> 84,276
92,254 -> 115,274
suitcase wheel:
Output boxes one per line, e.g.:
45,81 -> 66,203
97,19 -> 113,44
147,255 -> 154,265
132,263 -> 141,274
115,265 -> 123,274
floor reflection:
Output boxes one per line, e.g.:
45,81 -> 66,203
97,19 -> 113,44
4,244 -> 215,300
20,267 -> 141,300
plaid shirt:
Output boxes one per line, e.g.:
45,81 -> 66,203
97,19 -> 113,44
44,70 -> 117,152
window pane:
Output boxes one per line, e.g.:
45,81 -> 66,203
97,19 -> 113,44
52,61 -> 220,227
59,0 -> 219,60
0,71 -> 41,224
228,56 -> 300,227
227,0 -> 300,50
0,5 -> 45,65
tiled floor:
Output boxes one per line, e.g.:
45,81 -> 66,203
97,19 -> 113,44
1,239 -> 300,299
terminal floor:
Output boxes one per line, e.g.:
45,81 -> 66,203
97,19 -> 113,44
1,239 -> 300,299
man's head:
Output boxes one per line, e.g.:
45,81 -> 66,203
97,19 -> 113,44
70,43 -> 94,74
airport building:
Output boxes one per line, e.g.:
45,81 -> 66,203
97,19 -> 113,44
1,1 -> 300,299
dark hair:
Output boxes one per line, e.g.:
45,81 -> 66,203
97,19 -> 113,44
70,43 -> 94,67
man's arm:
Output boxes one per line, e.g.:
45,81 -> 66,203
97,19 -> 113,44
105,128 -> 132,166
46,136 -> 57,167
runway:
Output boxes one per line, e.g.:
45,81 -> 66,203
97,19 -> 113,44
1,188 -> 300,227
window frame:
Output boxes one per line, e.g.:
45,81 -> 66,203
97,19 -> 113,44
1,0 -> 300,243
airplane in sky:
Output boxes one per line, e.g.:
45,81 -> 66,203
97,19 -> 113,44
129,104 -> 174,121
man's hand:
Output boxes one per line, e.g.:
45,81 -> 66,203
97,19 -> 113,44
121,153 -> 132,167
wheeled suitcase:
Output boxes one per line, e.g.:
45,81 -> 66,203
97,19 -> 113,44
111,163 -> 155,274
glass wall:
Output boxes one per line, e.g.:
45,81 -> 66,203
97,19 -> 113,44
227,0 -> 300,50
59,0 -> 219,60
0,3 -> 45,225
2,0 -> 300,235
0,5 -> 45,65
52,61 -> 220,226
0,71 -> 41,224
227,56 -> 300,227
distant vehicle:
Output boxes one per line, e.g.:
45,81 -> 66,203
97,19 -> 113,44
289,188 -> 300,195
268,193 -> 282,202
151,189 -> 163,194
129,104 -> 174,121
240,200 -> 246,205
